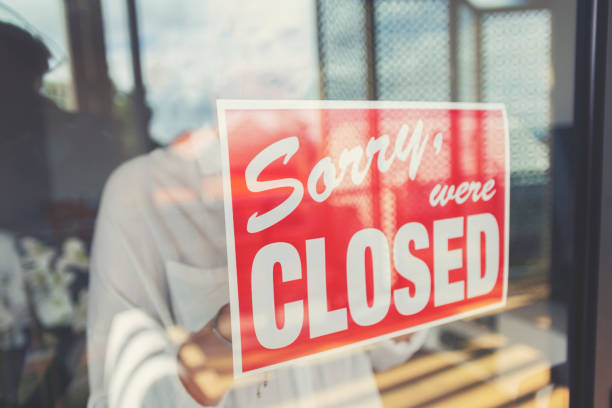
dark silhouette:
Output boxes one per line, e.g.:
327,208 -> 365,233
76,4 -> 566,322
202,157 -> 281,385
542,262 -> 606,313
0,22 -> 53,239
0,22 -> 124,243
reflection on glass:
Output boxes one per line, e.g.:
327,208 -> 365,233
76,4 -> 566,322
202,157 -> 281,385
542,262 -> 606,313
0,0 -> 575,406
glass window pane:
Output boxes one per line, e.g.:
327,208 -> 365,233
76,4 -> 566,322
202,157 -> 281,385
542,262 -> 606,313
0,0 -> 578,406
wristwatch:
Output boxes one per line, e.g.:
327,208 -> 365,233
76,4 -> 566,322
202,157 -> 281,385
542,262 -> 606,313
211,305 -> 232,346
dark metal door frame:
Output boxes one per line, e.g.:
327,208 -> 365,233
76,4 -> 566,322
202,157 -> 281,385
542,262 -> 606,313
569,0 -> 612,406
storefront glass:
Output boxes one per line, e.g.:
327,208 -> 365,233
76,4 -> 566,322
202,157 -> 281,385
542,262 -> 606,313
0,0 -> 577,406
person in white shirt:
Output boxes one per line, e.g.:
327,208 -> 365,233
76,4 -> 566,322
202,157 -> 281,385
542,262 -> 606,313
86,128 -> 427,408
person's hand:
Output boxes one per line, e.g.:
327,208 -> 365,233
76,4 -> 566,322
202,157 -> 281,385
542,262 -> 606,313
393,332 -> 414,343
177,304 -> 234,406
214,304 -> 232,342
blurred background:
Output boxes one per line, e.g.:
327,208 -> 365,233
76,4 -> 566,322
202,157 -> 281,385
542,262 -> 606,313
0,0 -> 576,406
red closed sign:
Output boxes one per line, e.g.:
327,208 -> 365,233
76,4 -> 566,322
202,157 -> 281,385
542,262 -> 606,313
217,100 -> 509,376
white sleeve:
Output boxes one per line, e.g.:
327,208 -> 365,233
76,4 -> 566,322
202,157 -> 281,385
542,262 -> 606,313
367,330 -> 429,372
86,160 -> 223,408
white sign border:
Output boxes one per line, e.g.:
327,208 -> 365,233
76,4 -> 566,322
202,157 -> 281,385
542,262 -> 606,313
216,99 -> 510,378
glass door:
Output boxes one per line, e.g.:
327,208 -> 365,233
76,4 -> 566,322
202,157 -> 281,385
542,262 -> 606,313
1,0 -> 609,406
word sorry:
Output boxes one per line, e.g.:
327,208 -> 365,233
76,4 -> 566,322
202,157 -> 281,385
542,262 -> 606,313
245,121 -> 435,233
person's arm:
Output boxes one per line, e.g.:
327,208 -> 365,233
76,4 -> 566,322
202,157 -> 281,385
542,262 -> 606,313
87,159 -> 232,407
